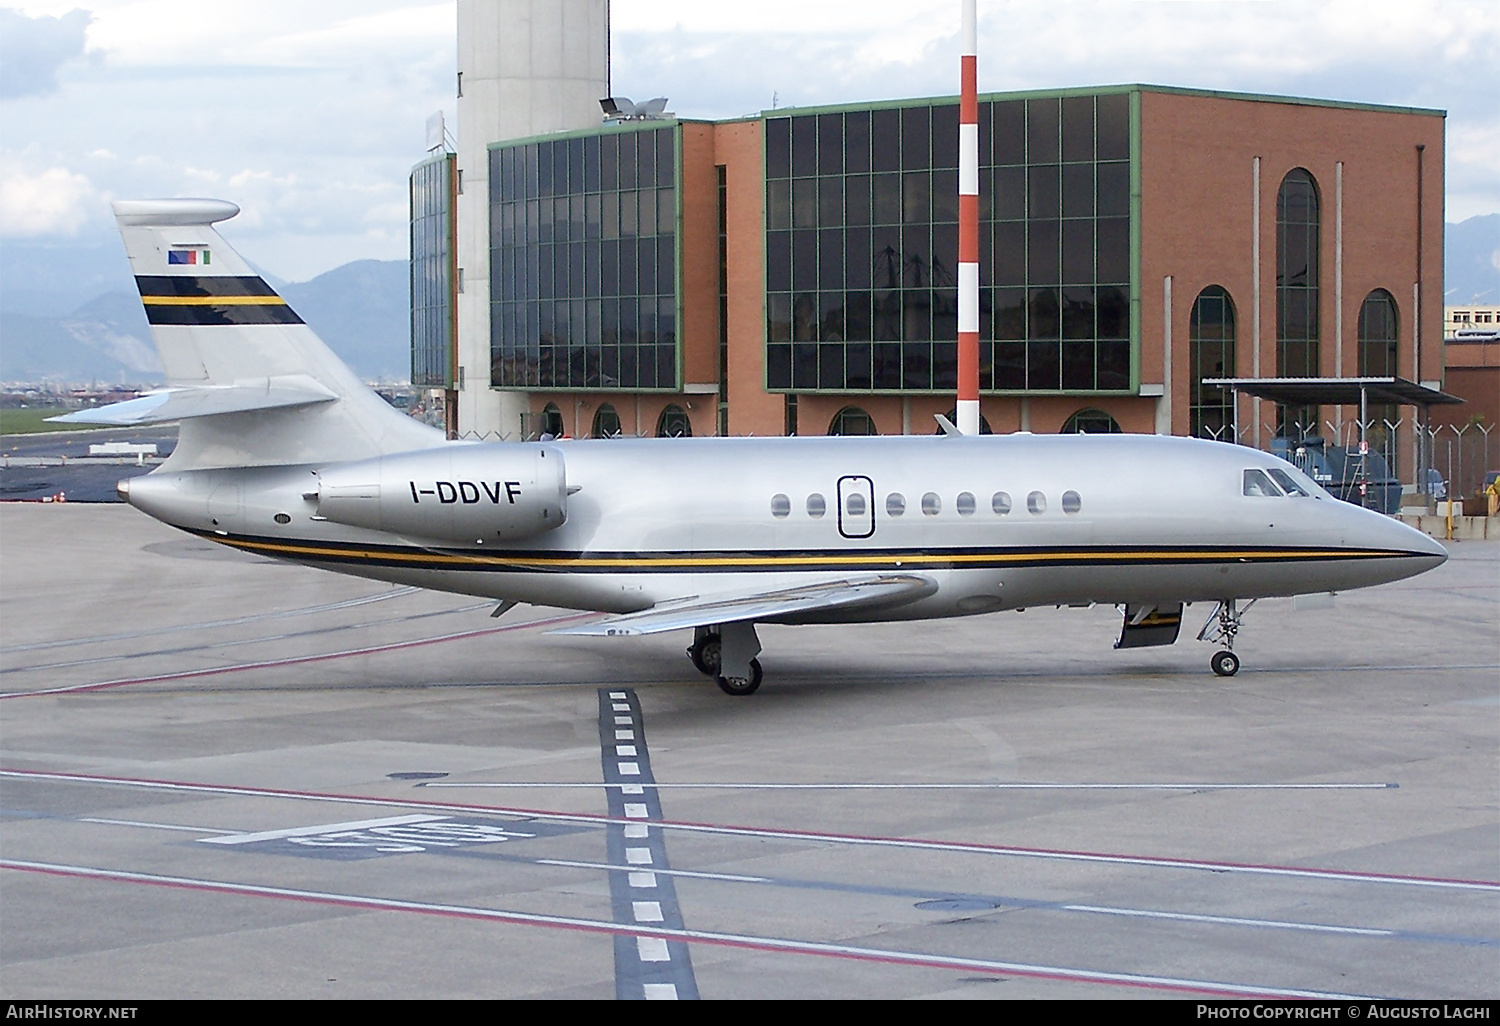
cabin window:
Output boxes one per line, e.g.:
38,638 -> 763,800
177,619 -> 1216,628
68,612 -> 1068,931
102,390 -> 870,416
1027,490 -> 1047,514
1242,468 -> 1283,497
770,493 -> 791,518
1267,469 -> 1308,496
807,493 -> 827,517
992,491 -> 1012,515
1062,490 -> 1081,514
956,491 -> 976,516
886,493 -> 906,516
921,492 -> 941,515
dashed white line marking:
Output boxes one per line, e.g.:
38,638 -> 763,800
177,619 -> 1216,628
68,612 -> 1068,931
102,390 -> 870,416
618,762 -> 640,776
626,848 -> 654,865
615,730 -> 635,741
633,901 -> 664,923
623,804 -> 648,819
616,745 -> 638,757
628,872 -> 658,888
625,824 -> 649,838
637,937 -> 671,962
608,691 -> 627,699
643,983 -> 678,1000
614,716 -> 631,726
620,784 -> 644,795
612,703 -> 630,712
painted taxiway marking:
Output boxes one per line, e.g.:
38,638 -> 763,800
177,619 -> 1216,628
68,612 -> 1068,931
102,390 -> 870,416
0,611 -> 595,699
420,781 -> 1398,791
5,768 -> 1494,892
0,858 -> 1372,1000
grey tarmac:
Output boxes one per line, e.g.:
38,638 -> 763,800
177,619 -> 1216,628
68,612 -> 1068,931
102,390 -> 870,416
1,504 -> 1496,1000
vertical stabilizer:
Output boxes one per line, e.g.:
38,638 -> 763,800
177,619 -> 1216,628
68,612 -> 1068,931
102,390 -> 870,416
112,199 -> 443,469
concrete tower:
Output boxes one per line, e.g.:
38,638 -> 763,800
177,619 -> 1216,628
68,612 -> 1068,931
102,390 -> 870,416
456,0 -> 611,438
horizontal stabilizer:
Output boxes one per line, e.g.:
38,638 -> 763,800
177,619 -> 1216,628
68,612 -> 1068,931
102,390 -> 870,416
549,574 -> 935,636
48,377 -> 338,426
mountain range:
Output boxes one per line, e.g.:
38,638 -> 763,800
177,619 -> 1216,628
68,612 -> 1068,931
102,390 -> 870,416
2,215 -> 1496,385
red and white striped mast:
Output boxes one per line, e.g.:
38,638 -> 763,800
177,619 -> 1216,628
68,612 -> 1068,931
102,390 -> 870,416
956,0 -> 981,436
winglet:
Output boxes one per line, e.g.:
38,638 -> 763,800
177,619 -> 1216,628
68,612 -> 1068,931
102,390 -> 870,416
934,414 -> 961,436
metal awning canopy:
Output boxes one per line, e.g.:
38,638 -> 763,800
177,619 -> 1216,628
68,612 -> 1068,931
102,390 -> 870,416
1201,377 -> 1464,407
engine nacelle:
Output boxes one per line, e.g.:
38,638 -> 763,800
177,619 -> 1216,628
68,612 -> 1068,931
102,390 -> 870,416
315,445 -> 567,543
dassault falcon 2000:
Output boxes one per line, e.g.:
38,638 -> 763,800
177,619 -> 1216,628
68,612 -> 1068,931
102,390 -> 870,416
61,199 -> 1448,695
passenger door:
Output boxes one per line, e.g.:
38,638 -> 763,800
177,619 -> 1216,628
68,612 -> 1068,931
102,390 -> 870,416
836,475 -> 875,539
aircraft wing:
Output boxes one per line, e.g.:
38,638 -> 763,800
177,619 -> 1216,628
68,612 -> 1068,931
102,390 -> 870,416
548,573 -> 935,637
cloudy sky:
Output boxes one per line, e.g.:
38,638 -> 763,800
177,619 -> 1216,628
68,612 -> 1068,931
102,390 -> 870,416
3,0 -> 1497,281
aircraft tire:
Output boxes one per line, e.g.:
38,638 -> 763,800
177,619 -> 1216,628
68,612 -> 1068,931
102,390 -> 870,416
716,658 -> 763,696
1211,650 -> 1240,677
689,634 -> 721,676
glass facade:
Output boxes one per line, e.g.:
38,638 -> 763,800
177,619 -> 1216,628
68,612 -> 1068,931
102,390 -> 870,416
410,153 -> 455,388
764,91 -> 1133,394
489,123 -> 679,391
1276,168 -> 1320,435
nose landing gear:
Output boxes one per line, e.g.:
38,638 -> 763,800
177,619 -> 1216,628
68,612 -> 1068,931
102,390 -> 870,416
1198,599 -> 1255,677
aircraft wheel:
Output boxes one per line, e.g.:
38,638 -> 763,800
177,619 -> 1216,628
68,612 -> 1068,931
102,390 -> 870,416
716,658 -> 763,696
1211,650 -> 1240,677
688,633 -> 721,676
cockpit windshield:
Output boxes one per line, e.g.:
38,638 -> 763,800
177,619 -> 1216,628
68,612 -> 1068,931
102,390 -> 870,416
1243,468 -> 1283,497
1267,468 -> 1310,496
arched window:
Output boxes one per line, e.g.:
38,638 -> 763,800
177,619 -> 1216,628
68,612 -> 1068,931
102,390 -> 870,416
828,406 -> 877,436
591,403 -> 622,438
1277,168 -> 1320,436
1061,408 -> 1121,434
655,404 -> 692,438
539,402 -> 564,438
1358,289 -> 1400,473
1190,285 -> 1236,440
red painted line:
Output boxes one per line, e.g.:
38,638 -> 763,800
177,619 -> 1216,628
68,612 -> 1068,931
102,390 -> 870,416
4,767 -> 1494,892
0,859 -> 1364,999
0,611 -> 596,699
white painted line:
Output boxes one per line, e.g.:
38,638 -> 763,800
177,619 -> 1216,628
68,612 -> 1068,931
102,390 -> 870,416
15,769 -> 1487,892
78,818 -> 238,834
628,871 -> 658,888
614,716 -> 631,726
637,936 -> 671,962
537,859 -> 766,886
623,804 -> 649,819
0,859 -> 1370,1000
624,824 -> 649,839
642,983 -> 678,1000
633,901 -> 664,923
616,745 -> 637,757
608,691 -> 626,700
1063,904 -> 1393,937
618,762 -> 640,776
612,703 -> 630,712
424,781 -> 1399,791
615,730 -> 635,741
199,814 -> 444,845
626,848 -> 654,865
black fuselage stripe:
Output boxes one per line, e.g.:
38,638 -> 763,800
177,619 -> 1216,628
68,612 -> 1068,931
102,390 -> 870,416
194,530 -> 1425,574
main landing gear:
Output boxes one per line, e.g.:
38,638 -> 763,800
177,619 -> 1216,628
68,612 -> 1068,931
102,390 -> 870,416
688,623 -> 763,696
1197,599 -> 1256,677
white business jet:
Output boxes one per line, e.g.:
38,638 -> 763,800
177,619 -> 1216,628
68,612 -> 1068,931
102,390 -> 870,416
59,199 -> 1448,695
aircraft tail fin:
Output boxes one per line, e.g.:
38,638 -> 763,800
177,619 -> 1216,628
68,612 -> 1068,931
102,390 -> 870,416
92,199 -> 442,469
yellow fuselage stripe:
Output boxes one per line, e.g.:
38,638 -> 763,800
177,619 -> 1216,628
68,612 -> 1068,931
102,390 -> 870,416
142,296 -> 287,306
